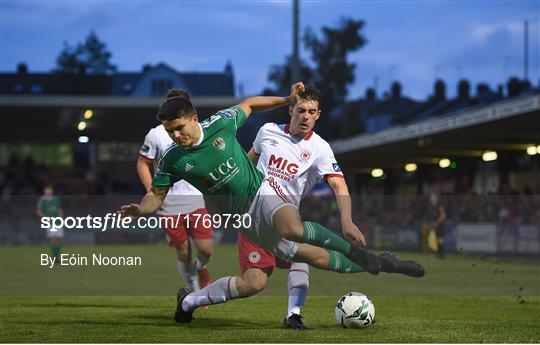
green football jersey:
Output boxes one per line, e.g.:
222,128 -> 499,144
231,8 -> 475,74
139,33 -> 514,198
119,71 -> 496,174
37,196 -> 61,217
152,106 -> 264,214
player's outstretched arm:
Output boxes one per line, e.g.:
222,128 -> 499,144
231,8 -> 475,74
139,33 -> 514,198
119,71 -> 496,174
136,155 -> 153,192
118,187 -> 168,218
237,82 -> 305,118
327,176 -> 366,246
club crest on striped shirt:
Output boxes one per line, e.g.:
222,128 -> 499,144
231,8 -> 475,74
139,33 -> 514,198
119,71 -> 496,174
300,149 -> 311,162
212,137 -> 226,151
249,251 -> 261,263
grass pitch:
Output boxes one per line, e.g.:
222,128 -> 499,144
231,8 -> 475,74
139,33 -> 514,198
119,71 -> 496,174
1,244 -> 539,343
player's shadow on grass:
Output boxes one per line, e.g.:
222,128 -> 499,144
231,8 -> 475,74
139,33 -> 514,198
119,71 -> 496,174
189,317 -> 271,329
22,303 -> 163,309
10,317 -> 270,329
7,320 -> 179,328
137,315 -> 270,328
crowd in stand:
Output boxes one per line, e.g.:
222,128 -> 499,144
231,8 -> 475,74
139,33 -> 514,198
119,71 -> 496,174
300,189 -> 539,236
0,156 -> 538,240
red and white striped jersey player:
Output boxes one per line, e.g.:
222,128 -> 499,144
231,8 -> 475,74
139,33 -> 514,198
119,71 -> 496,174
243,85 -> 355,330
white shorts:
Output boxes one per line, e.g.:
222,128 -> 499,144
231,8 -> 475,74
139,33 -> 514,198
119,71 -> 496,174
46,226 -> 64,239
240,177 -> 299,261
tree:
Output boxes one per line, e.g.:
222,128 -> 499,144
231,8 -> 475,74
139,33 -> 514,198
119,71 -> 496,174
267,55 -> 315,96
55,31 -> 117,75
266,18 -> 367,139
304,18 -> 366,138
339,102 -> 365,139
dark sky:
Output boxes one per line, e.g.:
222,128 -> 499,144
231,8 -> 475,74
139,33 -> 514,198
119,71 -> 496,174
2,0 -> 539,100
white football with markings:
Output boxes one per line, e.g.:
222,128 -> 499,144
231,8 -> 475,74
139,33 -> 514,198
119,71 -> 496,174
335,292 -> 375,328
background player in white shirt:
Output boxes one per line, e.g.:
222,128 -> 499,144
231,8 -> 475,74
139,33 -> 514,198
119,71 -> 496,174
137,89 -> 214,291
240,84 -> 362,329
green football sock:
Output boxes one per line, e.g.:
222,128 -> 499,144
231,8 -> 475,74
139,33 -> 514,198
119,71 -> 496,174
51,245 -> 61,260
327,250 -> 365,273
302,221 -> 351,254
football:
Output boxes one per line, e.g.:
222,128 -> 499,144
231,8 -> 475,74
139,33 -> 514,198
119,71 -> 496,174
335,292 -> 376,328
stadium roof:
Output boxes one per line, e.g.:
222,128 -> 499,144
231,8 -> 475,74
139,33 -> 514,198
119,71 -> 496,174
0,94 -> 240,108
0,95 -> 241,142
0,63 -> 235,96
331,92 -> 540,169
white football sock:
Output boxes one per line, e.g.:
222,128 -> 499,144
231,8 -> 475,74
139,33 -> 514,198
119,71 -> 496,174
287,262 -> 309,317
182,276 -> 238,312
177,260 -> 200,292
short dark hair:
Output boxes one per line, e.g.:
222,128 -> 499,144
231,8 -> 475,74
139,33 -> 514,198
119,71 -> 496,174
165,89 -> 190,101
156,89 -> 196,121
296,84 -> 321,106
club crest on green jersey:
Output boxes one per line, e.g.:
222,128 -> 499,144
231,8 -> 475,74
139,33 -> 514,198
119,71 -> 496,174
213,137 -> 226,151
219,108 -> 237,119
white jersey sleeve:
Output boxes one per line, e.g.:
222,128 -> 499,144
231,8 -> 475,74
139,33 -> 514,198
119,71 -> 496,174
252,123 -> 272,155
139,128 -> 158,160
316,142 -> 344,179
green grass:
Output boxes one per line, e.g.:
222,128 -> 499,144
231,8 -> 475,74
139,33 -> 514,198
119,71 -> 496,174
1,244 -> 539,343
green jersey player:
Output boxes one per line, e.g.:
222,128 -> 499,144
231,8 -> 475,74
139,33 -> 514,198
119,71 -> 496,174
119,83 -> 425,324
36,184 -> 64,263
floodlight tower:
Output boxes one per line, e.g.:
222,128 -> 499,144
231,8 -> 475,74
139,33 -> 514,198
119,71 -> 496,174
291,0 -> 300,83
524,20 -> 529,81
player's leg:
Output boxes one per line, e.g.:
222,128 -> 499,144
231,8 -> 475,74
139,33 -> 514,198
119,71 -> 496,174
275,258 -> 309,330
258,178 -> 378,272
272,202 -> 424,277
236,268 -> 269,296
192,238 -> 212,268
47,226 -> 63,264
292,242 -> 425,277
273,205 -> 351,253
271,204 -> 384,274
258,179 -> 362,261
436,228 -> 445,259
176,268 -> 269,323
49,237 -> 62,263
163,215 -> 200,292
189,208 -> 214,288
287,262 -> 309,318
192,238 -> 212,288
175,233 -> 275,323
292,243 -> 366,273
173,240 -> 200,292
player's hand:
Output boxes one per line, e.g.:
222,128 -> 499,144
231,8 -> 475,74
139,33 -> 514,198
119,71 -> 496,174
118,203 -> 142,219
289,82 -> 305,103
342,222 -> 366,246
